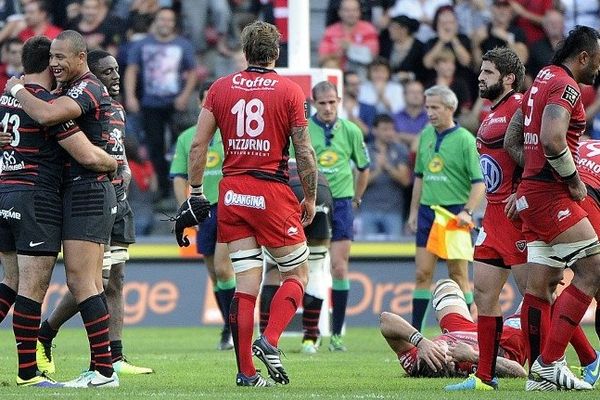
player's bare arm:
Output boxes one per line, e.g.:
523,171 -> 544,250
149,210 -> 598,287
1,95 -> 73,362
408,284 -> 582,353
504,108 -> 525,167
188,108 -> 218,186
6,77 -> 82,125
407,177 -> 423,233
457,182 -> 486,227
541,104 -> 586,200
353,168 -> 370,208
291,125 -> 317,226
448,342 -> 526,378
59,131 -> 117,173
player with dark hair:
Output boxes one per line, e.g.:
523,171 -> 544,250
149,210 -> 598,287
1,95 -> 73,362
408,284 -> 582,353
35,49 -> 153,377
503,25 -> 600,391
0,35 -> 116,387
6,30 -> 120,388
445,47 -> 527,391
381,279 -> 527,380
174,21 -> 317,387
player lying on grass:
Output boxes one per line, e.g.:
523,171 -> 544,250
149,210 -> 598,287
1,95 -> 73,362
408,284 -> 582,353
380,279 -> 527,379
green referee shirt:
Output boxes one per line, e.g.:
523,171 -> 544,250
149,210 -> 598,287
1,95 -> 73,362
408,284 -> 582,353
414,124 -> 483,205
307,116 -> 370,199
169,127 -> 223,205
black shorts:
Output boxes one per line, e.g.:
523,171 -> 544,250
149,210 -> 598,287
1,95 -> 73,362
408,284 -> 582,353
0,190 -> 62,255
62,181 -> 117,245
110,199 -> 136,245
291,181 -> 333,240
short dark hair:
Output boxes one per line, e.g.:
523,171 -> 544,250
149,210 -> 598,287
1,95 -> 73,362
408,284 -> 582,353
373,113 -> 394,127
55,30 -> 88,55
433,5 -> 455,31
22,35 -> 51,74
552,25 -> 600,65
482,47 -> 525,91
312,81 -> 338,100
240,21 -> 280,67
87,49 -> 112,75
199,80 -> 214,101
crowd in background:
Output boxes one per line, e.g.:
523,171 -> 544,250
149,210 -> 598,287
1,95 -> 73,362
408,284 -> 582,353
1,0 -> 599,240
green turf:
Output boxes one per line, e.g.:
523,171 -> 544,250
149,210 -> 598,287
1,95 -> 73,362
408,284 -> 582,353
0,325 -> 598,399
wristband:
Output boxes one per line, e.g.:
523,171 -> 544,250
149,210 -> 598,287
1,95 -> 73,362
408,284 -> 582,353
10,83 -> 25,97
190,184 -> 203,196
545,147 -> 577,180
462,207 -> 473,216
352,197 -> 362,208
409,331 -> 424,347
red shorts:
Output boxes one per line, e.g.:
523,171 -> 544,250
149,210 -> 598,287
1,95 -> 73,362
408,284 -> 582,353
516,181 -> 587,243
474,202 -> 527,266
439,313 -> 476,333
580,195 -> 600,238
217,175 -> 306,247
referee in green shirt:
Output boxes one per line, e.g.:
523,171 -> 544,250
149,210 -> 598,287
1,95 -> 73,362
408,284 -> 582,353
407,85 -> 485,331
170,81 -> 236,350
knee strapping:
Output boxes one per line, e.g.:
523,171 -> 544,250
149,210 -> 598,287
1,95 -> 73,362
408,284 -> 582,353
527,241 -> 566,269
270,244 -> 309,272
552,238 -> 600,267
230,248 -> 264,273
308,246 -> 328,260
432,279 -> 468,313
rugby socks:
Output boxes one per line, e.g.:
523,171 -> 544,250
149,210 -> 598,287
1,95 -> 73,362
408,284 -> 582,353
79,294 -> 113,378
229,292 -> 257,377
0,283 -> 16,322
521,293 -> 551,369
302,293 -> 323,342
596,306 -> 600,342
110,340 -> 123,363
411,289 -> 431,331
552,302 -> 596,366
464,291 -> 474,311
332,279 -> 350,336
259,285 -> 278,334
38,320 -> 58,346
476,315 -> 503,382
217,278 -> 236,331
264,278 -> 304,347
542,285 -> 592,365
13,296 -> 41,380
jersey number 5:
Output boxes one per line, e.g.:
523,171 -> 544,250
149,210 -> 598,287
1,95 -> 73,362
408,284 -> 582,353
1,112 -> 21,146
231,98 -> 265,138
524,86 -> 539,127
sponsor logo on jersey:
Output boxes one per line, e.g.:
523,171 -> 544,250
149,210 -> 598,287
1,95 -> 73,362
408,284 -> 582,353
427,154 -> 444,173
0,95 -> 22,108
232,73 -> 278,89
287,226 -> 299,236
557,208 -> 571,222
227,138 -> 271,153
223,190 -> 266,209
2,150 -> 24,171
561,84 -> 579,107
516,240 -> 527,252
479,154 -> 502,193
29,241 -> 45,247
67,81 -> 89,99
206,150 -> 221,168
318,150 -> 338,167
487,116 -> 507,125
578,157 -> 600,174
0,207 -> 21,220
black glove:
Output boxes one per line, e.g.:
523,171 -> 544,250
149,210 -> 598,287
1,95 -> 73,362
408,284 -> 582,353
174,195 -> 211,247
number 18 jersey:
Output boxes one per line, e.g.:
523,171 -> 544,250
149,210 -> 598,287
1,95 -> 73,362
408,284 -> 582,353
203,66 -> 308,183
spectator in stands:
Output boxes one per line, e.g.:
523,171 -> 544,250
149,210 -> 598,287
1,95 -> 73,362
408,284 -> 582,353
386,0 -> 452,43
318,0 -> 379,72
0,0 -> 24,44
454,0 -> 490,37
181,0 -> 232,54
429,48 -> 472,117
0,38 -> 22,91
509,0 -> 553,45
67,0 -> 125,54
359,57 -> 405,115
558,0 -> 600,36
526,8 -> 564,80
17,0 -> 62,42
124,7 -> 197,200
123,0 -> 160,34
126,135 -> 158,236
422,5 -> 472,78
360,114 -> 412,240
393,79 -> 427,149
326,0 -> 371,26
471,0 -> 529,68
381,15 -> 426,84
341,70 -> 377,138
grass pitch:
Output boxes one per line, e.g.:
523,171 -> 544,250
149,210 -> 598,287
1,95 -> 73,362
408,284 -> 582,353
0,325 -> 598,399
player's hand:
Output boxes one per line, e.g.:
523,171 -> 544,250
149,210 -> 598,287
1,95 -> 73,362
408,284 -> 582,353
407,212 -> 417,233
5,76 -> 24,95
566,175 -> 587,201
416,338 -> 446,372
447,341 -> 477,363
503,193 -> 518,220
0,130 -> 11,146
174,195 -> 211,247
300,198 -> 316,227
